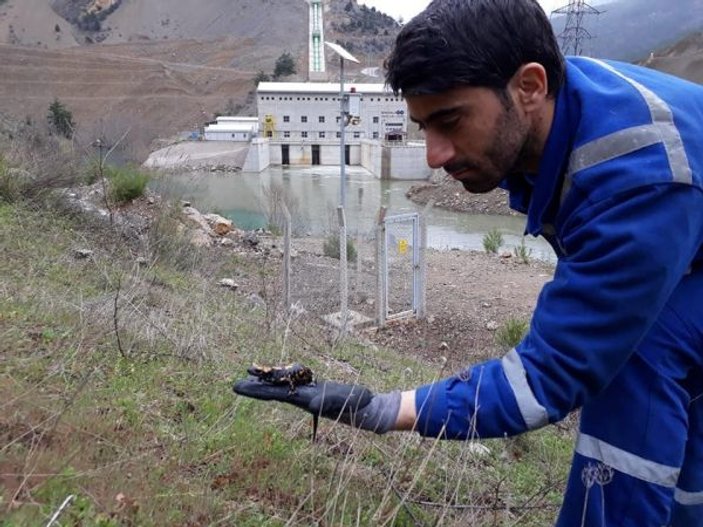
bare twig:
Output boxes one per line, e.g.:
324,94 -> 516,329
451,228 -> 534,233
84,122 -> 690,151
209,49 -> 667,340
113,273 -> 127,358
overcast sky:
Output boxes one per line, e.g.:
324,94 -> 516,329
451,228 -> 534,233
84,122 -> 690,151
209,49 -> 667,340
359,1 -> 574,22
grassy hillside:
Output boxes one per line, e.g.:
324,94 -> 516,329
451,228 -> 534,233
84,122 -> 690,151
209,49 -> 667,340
0,122 -> 574,526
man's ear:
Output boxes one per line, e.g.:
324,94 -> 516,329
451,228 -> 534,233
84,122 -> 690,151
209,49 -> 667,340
509,63 -> 549,113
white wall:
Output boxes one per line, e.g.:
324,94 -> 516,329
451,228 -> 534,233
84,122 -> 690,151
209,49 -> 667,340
387,143 -> 431,180
242,138 -> 270,172
203,131 -> 251,141
361,140 -> 382,176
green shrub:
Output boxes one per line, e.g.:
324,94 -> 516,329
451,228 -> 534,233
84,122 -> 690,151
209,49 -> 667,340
483,228 -> 503,254
323,234 -> 357,263
495,318 -> 529,350
107,165 -> 149,204
0,155 -> 18,202
513,237 -> 532,264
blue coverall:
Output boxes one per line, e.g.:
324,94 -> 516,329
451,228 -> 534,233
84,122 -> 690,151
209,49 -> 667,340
414,57 -> 703,526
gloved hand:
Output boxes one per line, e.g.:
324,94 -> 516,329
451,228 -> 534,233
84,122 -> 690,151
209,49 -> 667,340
233,377 -> 401,435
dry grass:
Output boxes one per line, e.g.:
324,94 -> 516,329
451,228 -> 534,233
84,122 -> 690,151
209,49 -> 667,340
0,194 -> 573,526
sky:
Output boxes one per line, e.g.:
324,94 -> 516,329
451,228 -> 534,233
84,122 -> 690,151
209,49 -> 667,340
359,1 -> 569,23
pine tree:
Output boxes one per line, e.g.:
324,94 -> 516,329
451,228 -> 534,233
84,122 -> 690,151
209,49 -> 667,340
47,99 -> 75,139
273,52 -> 296,79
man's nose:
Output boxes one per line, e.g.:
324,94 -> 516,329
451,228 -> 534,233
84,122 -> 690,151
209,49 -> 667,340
425,131 -> 455,169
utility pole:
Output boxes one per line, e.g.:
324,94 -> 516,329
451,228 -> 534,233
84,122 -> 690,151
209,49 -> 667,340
552,0 -> 603,56
325,41 -> 360,339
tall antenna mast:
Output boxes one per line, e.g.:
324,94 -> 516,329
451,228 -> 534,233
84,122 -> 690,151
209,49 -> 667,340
552,0 -> 603,56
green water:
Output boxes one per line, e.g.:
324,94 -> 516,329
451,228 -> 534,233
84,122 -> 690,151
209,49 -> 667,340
151,165 -> 556,262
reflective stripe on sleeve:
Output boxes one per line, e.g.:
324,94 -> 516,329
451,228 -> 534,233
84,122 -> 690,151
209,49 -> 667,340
501,349 -> 549,430
576,433 -> 681,488
675,488 -> 703,506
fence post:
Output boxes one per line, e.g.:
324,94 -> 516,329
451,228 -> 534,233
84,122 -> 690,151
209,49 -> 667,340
282,201 -> 291,312
338,206 -> 348,338
417,200 -> 433,320
375,206 -> 387,328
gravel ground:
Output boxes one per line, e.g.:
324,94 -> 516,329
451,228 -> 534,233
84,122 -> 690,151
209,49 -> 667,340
283,236 -> 554,372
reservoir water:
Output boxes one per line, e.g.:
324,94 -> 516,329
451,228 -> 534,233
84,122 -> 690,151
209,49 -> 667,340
153,165 -> 556,263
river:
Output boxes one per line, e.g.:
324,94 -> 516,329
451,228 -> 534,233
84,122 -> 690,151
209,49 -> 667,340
152,165 -> 557,263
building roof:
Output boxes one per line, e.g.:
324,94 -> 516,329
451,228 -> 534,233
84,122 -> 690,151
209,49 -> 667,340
216,116 -> 258,122
204,123 -> 257,133
257,81 -> 397,95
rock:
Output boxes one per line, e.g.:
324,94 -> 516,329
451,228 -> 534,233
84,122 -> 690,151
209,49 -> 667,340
74,249 -> 94,259
203,214 -> 234,236
181,200 -> 191,207
190,230 -> 212,247
243,232 -> 260,247
147,196 -> 155,205
219,238 -> 235,247
486,321 -> 499,331
439,341 -> 449,351
500,251 -> 512,259
136,257 -> 149,267
183,206 -> 211,233
218,279 -> 239,291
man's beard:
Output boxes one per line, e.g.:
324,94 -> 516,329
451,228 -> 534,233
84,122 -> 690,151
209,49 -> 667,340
448,97 -> 531,194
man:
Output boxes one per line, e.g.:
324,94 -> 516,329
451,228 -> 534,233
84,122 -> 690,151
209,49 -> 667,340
235,0 -> 703,524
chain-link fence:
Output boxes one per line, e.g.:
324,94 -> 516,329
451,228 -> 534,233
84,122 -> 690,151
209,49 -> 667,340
280,206 -> 426,334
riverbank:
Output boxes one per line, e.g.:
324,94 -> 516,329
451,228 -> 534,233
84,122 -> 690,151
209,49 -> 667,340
406,172 -> 517,216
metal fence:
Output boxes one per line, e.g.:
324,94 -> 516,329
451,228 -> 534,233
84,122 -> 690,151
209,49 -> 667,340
376,210 -> 425,326
280,205 -> 427,335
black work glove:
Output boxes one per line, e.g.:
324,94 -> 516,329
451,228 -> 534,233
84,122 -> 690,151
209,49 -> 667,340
233,377 -> 401,434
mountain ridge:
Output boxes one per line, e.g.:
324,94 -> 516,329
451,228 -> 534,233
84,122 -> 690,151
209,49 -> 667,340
1,0 -> 703,153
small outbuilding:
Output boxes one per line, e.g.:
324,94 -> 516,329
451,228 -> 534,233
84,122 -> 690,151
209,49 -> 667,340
203,116 -> 259,142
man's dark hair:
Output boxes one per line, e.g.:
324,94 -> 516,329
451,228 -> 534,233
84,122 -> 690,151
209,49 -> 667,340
385,0 -> 565,97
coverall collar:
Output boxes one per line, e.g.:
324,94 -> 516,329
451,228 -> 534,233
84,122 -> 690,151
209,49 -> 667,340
500,60 -> 578,237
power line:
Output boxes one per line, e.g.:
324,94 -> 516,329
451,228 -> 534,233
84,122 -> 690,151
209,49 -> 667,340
552,0 -> 603,56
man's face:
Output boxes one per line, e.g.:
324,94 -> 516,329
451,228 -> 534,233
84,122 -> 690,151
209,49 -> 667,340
406,86 -> 531,194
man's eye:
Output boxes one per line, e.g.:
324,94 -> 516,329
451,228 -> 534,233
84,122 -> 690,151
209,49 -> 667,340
438,119 -> 459,131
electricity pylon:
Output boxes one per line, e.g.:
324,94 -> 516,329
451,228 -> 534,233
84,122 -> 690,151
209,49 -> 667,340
552,0 -> 603,56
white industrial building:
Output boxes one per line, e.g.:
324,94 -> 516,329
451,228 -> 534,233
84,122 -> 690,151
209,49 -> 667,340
203,116 -> 259,142
254,81 -> 428,179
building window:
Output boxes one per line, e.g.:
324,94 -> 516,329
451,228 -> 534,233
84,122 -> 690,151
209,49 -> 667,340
373,116 -> 379,124
301,116 -> 308,123
373,132 -> 379,139
284,131 -> 290,138
266,131 -> 273,138
283,115 -> 290,123
353,132 -> 361,139
301,131 -> 308,139
336,132 -> 341,138
319,132 -> 325,139
319,116 -> 325,123
336,116 -> 341,123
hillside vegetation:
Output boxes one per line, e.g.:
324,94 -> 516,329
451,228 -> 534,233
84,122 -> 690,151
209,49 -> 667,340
0,115 -> 572,525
